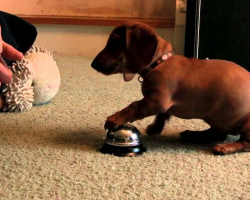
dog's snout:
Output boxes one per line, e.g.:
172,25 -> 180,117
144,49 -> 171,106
91,50 -> 122,75
91,53 -> 107,72
91,57 -> 100,70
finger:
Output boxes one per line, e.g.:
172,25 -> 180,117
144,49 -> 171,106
2,41 -> 23,61
0,56 -> 13,84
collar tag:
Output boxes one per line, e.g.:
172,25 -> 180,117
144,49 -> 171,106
139,52 -> 172,82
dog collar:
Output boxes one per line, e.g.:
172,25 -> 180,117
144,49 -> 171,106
138,52 -> 172,83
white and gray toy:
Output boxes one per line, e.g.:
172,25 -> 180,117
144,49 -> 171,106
2,46 -> 60,112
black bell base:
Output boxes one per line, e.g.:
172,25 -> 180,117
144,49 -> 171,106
98,143 -> 147,157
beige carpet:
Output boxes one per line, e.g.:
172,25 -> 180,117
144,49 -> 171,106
0,55 -> 249,200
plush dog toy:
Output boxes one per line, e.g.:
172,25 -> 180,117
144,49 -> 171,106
91,21 -> 250,155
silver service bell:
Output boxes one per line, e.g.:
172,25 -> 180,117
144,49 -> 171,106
98,124 -> 147,157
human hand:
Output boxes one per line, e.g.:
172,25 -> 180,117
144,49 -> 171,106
0,25 -> 23,86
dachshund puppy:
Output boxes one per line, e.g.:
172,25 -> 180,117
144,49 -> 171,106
91,21 -> 250,155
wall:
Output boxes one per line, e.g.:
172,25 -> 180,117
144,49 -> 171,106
0,0 -> 175,20
0,0 -> 186,57
0,0 -> 175,28
33,24 -> 175,58
174,0 -> 187,55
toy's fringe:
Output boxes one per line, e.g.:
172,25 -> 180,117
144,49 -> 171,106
25,46 -> 53,58
2,59 -> 34,112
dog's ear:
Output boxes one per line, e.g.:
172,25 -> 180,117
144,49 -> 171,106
125,23 -> 158,77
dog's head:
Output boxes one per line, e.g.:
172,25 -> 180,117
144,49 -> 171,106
91,21 -> 172,82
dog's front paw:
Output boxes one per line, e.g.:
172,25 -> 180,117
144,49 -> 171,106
212,144 -> 230,155
104,115 -> 119,130
212,141 -> 245,155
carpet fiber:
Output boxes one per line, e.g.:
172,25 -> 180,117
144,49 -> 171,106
0,55 -> 249,200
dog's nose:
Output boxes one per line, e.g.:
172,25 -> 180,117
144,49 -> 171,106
91,58 -> 100,70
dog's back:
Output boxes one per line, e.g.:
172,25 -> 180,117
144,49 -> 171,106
145,55 -> 250,132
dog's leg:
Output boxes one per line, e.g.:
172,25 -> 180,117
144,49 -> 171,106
180,127 -> 227,143
213,118 -> 250,155
213,138 -> 250,155
104,96 -> 171,130
146,113 -> 171,135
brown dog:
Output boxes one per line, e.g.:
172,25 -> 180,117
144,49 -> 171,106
91,21 -> 250,155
